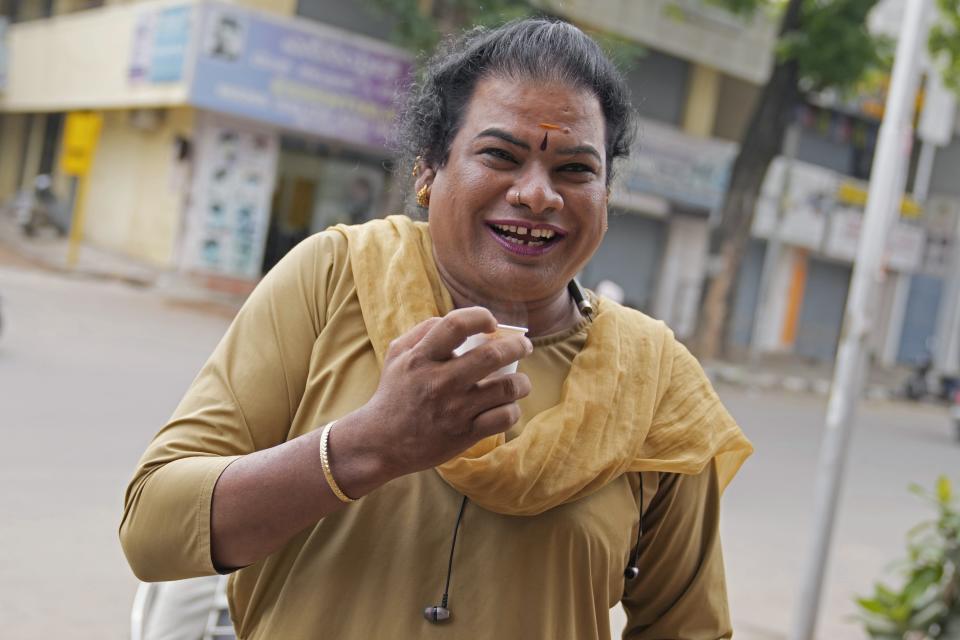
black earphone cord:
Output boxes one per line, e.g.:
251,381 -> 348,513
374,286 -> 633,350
424,476 -> 645,623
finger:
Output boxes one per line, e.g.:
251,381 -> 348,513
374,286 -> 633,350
469,373 -> 531,414
386,317 -> 442,358
418,307 -> 498,361
449,336 -> 532,386
471,402 -> 522,440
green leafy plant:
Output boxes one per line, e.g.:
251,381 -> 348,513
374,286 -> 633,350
929,0 -> 960,93
855,476 -> 960,639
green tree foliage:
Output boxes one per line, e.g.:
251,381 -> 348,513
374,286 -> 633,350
855,476 -> 960,639
692,0 -> 891,359
777,0 -> 890,91
930,0 -> 960,92
704,0 -> 889,91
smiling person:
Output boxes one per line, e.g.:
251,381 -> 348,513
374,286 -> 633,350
121,18 -> 753,640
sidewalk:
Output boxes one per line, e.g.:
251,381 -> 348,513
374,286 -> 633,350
0,211 -> 918,401
0,213 -> 246,315
703,352 -> 911,402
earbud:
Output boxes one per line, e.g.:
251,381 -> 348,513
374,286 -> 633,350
424,605 -> 451,622
624,566 -> 640,580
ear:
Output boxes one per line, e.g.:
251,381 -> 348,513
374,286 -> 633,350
414,164 -> 436,193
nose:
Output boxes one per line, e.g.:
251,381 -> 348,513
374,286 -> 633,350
512,165 -> 563,214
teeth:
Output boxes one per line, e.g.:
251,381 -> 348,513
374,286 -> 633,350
490,223 -> 558,243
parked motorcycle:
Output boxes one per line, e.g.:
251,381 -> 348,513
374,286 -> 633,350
10,174 -> 68,237
902,349 -> 960,403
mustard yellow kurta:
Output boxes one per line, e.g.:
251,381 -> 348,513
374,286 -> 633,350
121,229 -> 737,639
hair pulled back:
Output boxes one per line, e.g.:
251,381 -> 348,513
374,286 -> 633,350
395,18 -> 636,185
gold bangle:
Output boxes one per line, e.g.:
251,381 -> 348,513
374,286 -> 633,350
319,420 -> 355,503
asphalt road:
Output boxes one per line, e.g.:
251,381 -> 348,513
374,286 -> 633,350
1,261 -> 957,639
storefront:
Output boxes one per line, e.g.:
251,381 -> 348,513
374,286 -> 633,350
746,157 -> 928,362
0,0 -> 411,286
586,117 -> 736,336
177,1 -> 411,282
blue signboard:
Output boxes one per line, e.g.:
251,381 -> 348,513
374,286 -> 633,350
189,2 -> 413,151
150,6 -> 192,82
128,5 -> 192,84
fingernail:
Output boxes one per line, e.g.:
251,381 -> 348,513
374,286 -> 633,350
524,338 -> 533,354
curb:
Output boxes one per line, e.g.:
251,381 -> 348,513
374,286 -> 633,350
704,363 -> 895,401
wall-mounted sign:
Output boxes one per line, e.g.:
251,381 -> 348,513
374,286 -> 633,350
823,209 -> 925,272
183,115 -> 278,279
128,4 -> 193,84
60,111 -> 104,177
189,2 -> 413,151
611,117 -> 737,212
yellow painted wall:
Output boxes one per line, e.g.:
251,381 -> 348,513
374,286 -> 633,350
235,0 -> 297,16
682,64 -> 720,138
0,0 -> 191,112
83,107 -> 194,266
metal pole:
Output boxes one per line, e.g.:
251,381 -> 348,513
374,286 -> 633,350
788,1 -> 930,638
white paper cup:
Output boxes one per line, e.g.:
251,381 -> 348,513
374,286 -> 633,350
453,323 -> 528,376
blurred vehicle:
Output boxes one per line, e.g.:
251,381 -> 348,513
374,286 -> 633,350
901,346 -> 959,403
8,175 -> 69,237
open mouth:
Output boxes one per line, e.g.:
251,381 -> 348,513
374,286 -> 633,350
486,222 -> 564,248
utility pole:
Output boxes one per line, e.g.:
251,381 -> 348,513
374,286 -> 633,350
788,1 -> 931,638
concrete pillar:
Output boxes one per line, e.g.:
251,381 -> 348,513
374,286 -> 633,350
652,215 -> 708,338
20,114 -> 46,190
0,114 -> 28,201
682,64 -> 721,138
881,272 -> 911,367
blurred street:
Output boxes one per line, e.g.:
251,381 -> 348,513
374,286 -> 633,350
1,255 -> 956,639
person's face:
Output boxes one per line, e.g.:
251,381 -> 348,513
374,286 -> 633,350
423,75 -> 608,309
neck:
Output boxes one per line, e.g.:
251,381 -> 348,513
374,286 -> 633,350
435,266 -> 582,338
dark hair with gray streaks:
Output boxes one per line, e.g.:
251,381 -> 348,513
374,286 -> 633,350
394,17 -> 636,187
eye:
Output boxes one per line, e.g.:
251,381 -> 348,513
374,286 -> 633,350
560,163 -> 596,173
480,148 -> 518,164
558,162 -> 599,180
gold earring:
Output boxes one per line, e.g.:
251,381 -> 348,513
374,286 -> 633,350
412,156 -> 422,178
416,184 -> 430,208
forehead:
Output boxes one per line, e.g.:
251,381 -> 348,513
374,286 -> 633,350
459,75 -> 605,144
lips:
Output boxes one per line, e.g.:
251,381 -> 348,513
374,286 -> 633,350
485,220 -> 566,257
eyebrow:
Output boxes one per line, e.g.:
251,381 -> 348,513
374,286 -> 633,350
475,128 -> 602,162
475,128 -> 529,150
555,144 -> 602,162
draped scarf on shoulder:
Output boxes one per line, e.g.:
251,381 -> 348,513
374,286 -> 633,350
335,215 -> 753,516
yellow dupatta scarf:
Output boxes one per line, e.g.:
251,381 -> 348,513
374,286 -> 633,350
338,215 -> 753,516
